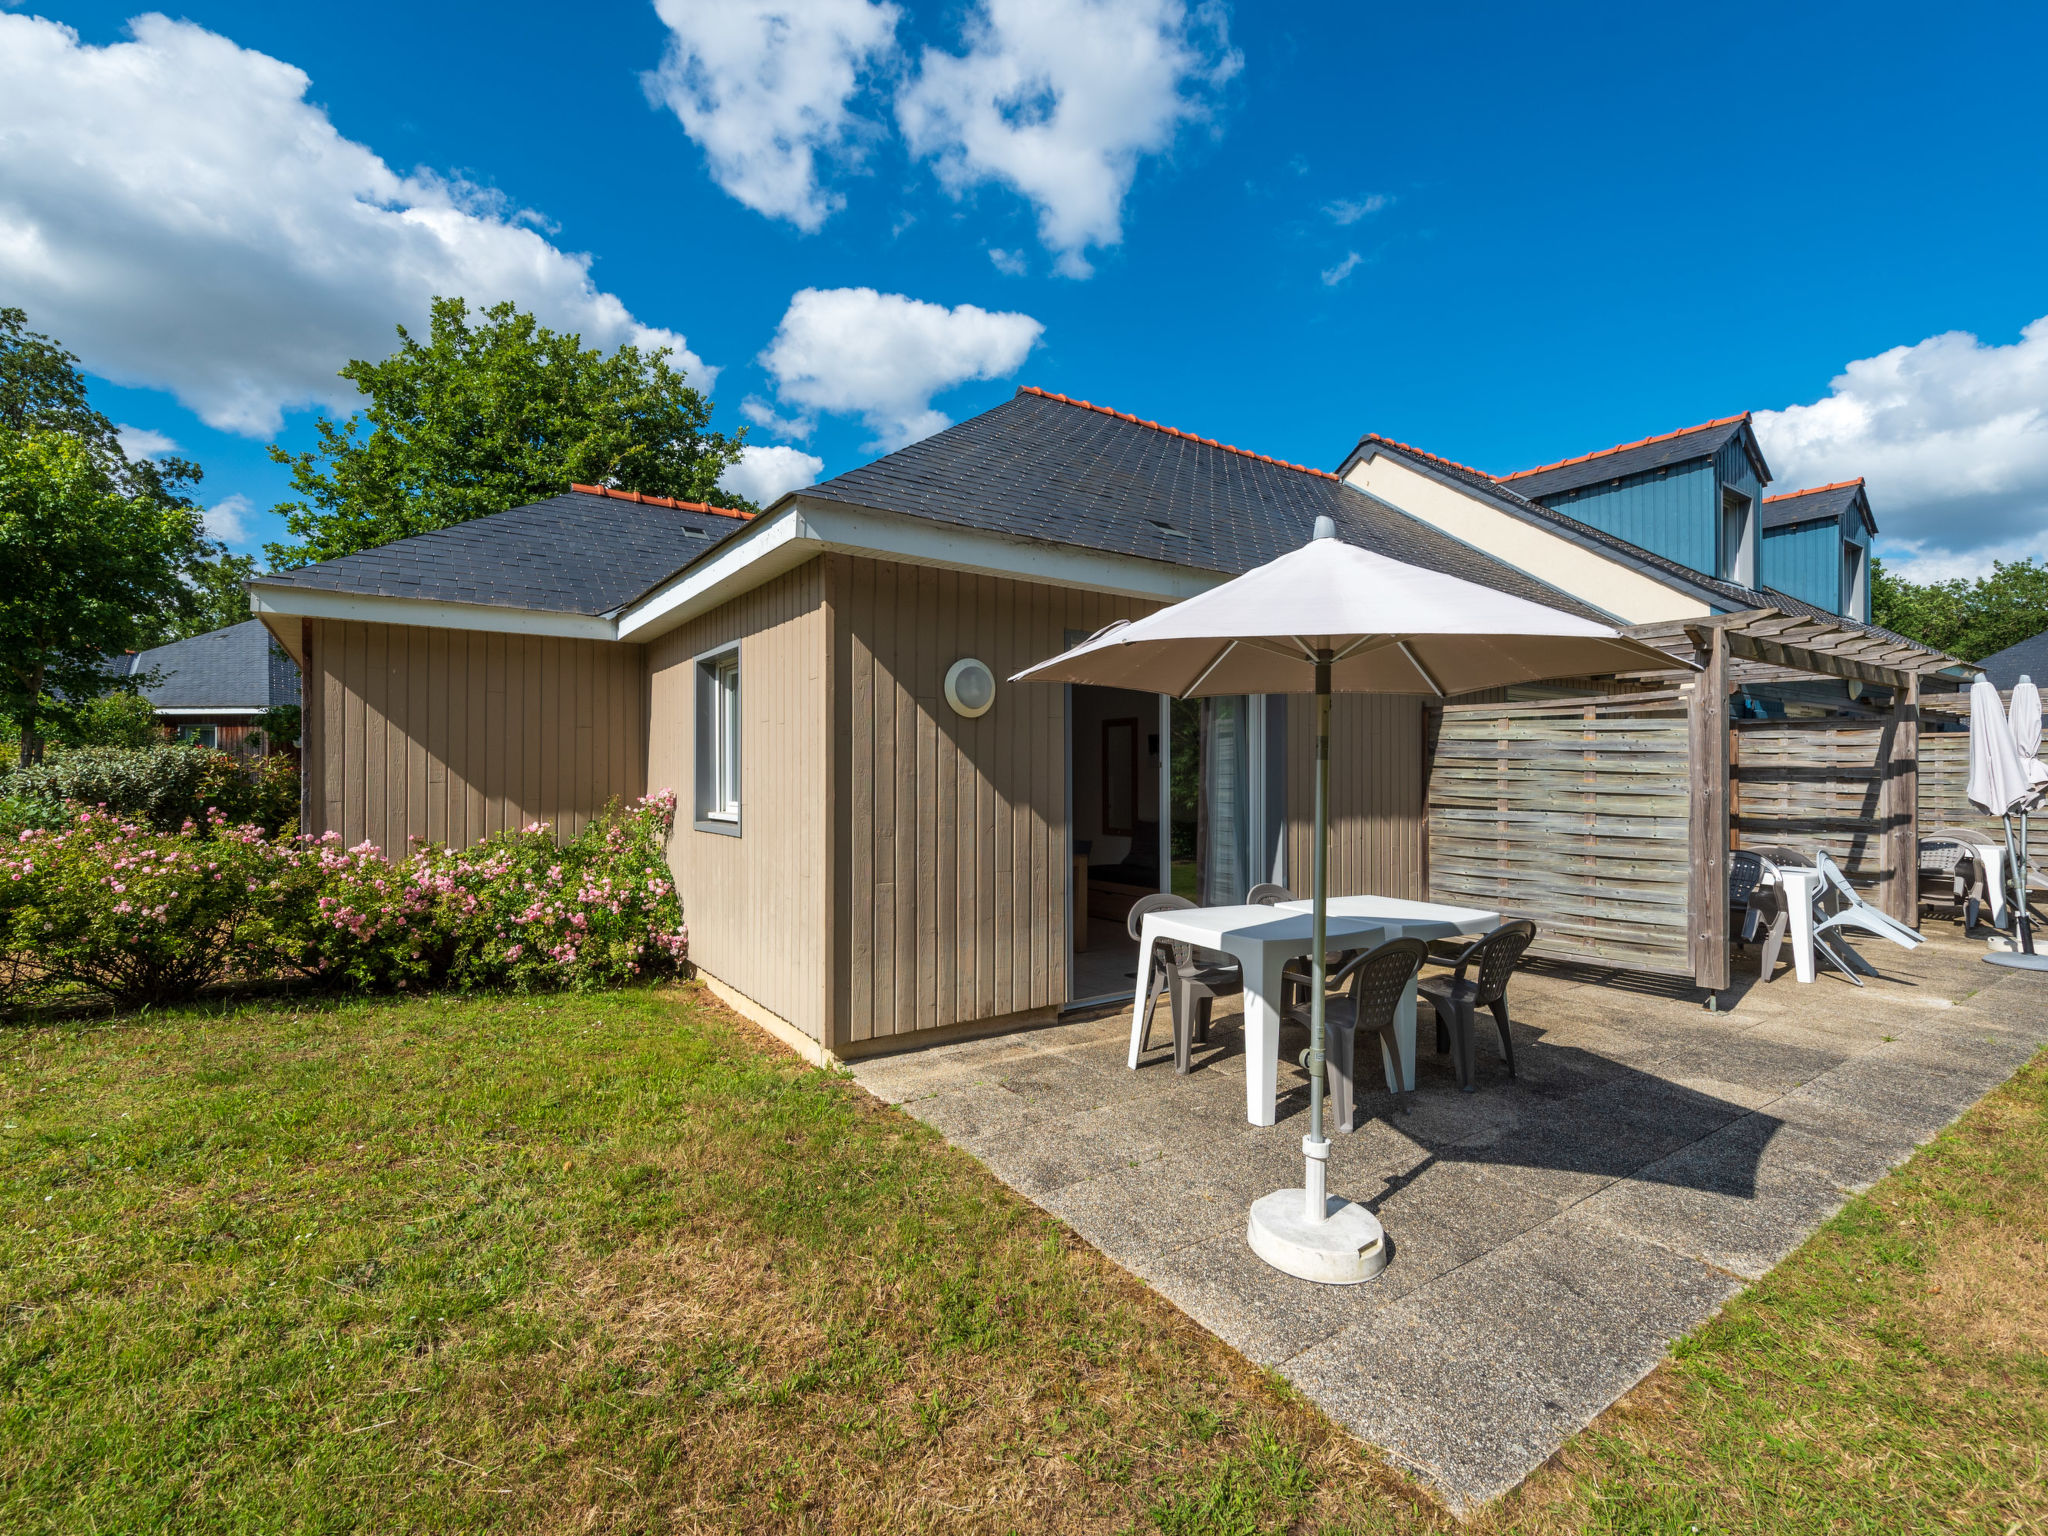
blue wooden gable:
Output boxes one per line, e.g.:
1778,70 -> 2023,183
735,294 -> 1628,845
1760,480 -> 1875,620
1496,415 -> 1772,597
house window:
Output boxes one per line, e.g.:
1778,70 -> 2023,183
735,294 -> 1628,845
176,723 -> 218,750
694,646 -> 741,835
1843,541 -> 1868,619
1720,490 -> 1754,586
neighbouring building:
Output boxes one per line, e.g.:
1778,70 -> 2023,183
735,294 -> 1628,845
109,618 -> 301,752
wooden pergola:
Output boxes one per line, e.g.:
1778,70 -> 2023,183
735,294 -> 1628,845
1619,609 -> 1970,992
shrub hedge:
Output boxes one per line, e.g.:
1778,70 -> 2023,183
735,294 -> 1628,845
0,743 -> 300,837
1,791 -> 688,1011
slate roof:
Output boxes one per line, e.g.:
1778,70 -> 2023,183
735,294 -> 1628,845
797,388 -> 1612,622
1974,629 -> 2048,691
1763,479 -> 1876,534
109,619 -> 300,711
1497,415 -> 1768,501
250,490 -> 752,615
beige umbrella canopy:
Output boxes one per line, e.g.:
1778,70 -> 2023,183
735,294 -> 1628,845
1015,520 -> 1683,1285
1013,530 -> 1671,700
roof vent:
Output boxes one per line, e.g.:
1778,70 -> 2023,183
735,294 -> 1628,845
1147,518 -> 1188,538
1313,515 -> 1337,541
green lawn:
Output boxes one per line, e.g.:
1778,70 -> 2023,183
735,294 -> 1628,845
2,985 -> 2043,1533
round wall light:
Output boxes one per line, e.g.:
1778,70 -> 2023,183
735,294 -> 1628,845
944,657 -> 996,718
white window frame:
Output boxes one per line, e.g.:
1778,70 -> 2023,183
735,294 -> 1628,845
694,644 -> 742,836
1720,489 -> 1755,587
1843,540 -> 1869,620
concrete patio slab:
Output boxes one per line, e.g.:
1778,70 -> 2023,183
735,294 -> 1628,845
848,927 -> 2048,1511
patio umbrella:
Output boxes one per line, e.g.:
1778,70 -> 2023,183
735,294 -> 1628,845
2010,678 -> 2047,909
1969,673 -> 2035,954
1013,518 -> 1681,1284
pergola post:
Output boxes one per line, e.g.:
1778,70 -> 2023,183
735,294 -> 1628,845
1883,674 -> 1921,927
1688,627 -> 1731,992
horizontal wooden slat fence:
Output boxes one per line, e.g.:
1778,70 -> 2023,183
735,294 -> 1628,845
1730,721 -> 1899,894
1426,694 -> 1693,976
1917,729 -> 2007,843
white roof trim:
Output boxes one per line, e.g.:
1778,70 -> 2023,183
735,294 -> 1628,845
615,499 -> 1222,642
247,584 -> 617,641
152,706 -> 266,717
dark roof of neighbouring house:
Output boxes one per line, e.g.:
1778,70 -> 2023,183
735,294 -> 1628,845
108,619 -> 300,710
793,387 -> 1612,622
1496,414 -> 1770,500
1763,478 -> 1876,535
249,488 -> 754,615
1976,629 -> 2048,690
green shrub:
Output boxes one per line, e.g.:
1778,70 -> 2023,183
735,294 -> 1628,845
1,791 -> 687,1011
0,743 -> 297,835
59,690 -> 162,749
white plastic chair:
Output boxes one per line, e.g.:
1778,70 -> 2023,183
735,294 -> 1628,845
1809,850 -> 1923,986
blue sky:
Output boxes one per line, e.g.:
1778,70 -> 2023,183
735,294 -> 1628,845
8,1 -> 2048,578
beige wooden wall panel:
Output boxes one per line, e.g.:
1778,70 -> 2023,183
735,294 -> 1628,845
830,554 -> 1157,1046
1427,700 -> 1693,975
1731,722 -> 1899,890
646,561 -> 829,1044
1284,694 -> 1428,902
304,619 -> 645,856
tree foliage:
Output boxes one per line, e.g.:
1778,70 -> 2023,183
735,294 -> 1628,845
1872,557 -> 2048,662
266,298 -> 752,567
1,307 -> 235,653
0,430 -> 208,765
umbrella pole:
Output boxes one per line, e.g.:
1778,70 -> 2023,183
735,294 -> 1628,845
1245,650 -> 1385,1285
2008,815 -> 2035,955
1304,654 -> 1332,1224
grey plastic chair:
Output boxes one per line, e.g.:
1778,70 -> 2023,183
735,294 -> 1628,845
1418,920 -> 1536,1092
1126,893 -> 1244,1073
1314,937 -> 1429,1127
1246,883 -> 1293,905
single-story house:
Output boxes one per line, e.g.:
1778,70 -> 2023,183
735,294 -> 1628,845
246,389 -> 1958,1058
109,618 -> 301,752
1976,627 -> 2048,690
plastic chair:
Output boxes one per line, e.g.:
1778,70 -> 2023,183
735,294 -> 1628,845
1813,850 -> 1924,978
1297,937 -> 1429,1127
1919,828 -> 1985,929
1125,894 -> 1244,1074
1246,883 -> 1293,905
1417,920 -> 1537,1092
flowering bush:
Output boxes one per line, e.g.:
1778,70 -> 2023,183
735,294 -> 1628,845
1,790 -> 688,1011
1,744 -> 299,836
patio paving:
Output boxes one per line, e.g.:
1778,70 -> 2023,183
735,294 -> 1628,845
849,927 -> 2048,1511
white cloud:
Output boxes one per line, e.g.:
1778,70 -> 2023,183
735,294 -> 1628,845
757,286 -> 1043,448
1324,193 -> 1387,226
1753,316 -> 2048,575
203,493 -> 253,545
1320,251 -> 1362,287
740,396 -> 816,440
115,424 -> 178,459
644,0 -> 901,232
720,443 -> 826,506
896,0 -> 1240,278
987,246 -> 1029,276
0,14 -> 708,437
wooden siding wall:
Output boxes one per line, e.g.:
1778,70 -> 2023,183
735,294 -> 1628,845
1426,696 -> 1694,975
1283,695 -> 1427,900
1539,459 -> 1719,577
1919,730 -> 2006,844
646,561 -> 829,1043
1731,721 -> 1899,891
830,554 -> 1156,1048
304,619 -> 645,856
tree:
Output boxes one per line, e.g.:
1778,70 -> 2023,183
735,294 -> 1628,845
1872,557 -> 2048,662
1,308 -> 235,648
265,298 -> 753,568
61,690 -> 161,750
0,430 -> 205,765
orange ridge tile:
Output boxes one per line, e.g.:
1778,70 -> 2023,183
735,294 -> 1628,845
1496,413 -> 1752,483
1763,478 -> 1865,503
569,483 -> 756,519
1016,385 -> 1340,480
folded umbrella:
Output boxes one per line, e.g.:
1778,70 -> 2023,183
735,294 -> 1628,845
1971,674 -> 2035,954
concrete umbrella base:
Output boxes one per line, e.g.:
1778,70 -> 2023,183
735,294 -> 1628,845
1247,1188 -> 1388,1285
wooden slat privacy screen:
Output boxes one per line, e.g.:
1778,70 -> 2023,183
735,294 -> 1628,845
1730,722 -> 1895,890
1426,697 -> 1692,975
1917,730 -> 2006,843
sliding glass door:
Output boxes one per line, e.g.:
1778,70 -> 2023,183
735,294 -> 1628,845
1165,694 -> 1287,904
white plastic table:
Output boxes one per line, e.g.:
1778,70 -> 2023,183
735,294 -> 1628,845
1767,865 -> 1826,983
1129,897 -> 1500,1126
